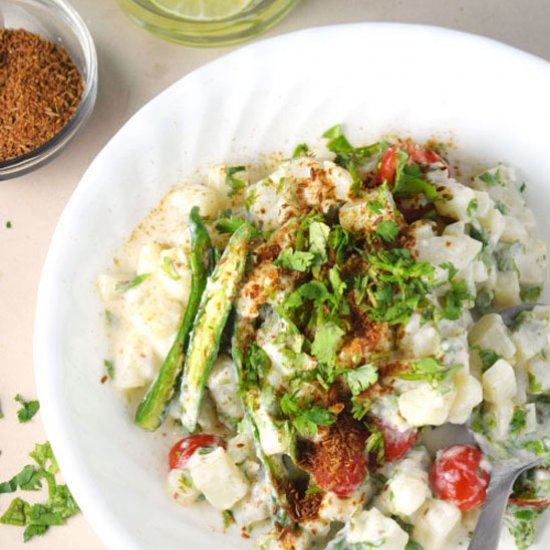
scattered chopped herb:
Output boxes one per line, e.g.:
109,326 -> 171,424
115,273 -> 149,292
528,372 -> 543,394
292,143 -> 309,158
467,198 -> 478,218
509,407 -> 528,435
520,286 -> 542,303
274,248 -> 315,272
478,169 -> 503,187
443,279 -> 473,320
279,392 -> 336,437
0,498 -> 28,526
243,341 -> 271,388
311,321 -> 345,372
494,200 -> 510,215
520,181 -> 527,193
504,505 -> 539,550
225,165 -> 247,196
222,509 -> 235,529
478,349 -> 501,372
161,256 -> 180,280
397,357 -> 460,387
495,242 -> 522,273
365,426 -> 384,464
14,394 -> 40,423
6,220 -> 12,229
0,465 -> 41,494
440,261 -> 459,281
375,220 -> 399,243
393,149 -> 438,200
342,364 -> 379,396
103,360 -> 114,380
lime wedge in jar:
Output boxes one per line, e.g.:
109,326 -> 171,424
149,0 -> 256,20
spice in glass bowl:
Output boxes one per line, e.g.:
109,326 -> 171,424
0,28 -> 84,163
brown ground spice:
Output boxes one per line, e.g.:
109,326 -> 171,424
0,28 -> 83,163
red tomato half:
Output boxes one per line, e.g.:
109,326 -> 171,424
313,452 -> 368,497
371,418 -> 418,463
377,143 -> 448,185
430,445 -> 490,511
168,434 -> 226,470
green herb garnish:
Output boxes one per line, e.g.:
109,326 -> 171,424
14,394 -> 40,423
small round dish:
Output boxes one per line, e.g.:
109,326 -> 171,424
0,0 -> 97,180
115,0 -> 299,47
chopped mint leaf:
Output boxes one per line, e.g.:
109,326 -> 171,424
0,497 -> 29,526
103,359 -> 115,380
115,273 -> 149,292
292,143 -> 309,158
311,321 -> 345,370
225,165 -> 247,196
274,248 -> 315,272
160,256 -> 180,280
15,394 -> 40,423
375,220 -> 399,243
343,364 -> 379,396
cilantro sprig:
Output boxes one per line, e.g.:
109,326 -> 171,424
225,165 -> 247,196
279,392 -> 336,437
14,394 -> 40,423
396,357 -> 460,387
0,442 -> 79,541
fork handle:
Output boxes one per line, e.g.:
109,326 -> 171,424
468,465 -> 530,550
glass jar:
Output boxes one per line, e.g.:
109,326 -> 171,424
115,0 -> 300,47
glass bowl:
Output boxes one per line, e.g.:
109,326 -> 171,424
0,0 -> 98,180
115,0 -> 299,47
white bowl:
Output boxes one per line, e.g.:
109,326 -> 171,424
34,23 -> 550,550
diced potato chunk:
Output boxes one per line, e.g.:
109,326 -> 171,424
448,373 -> 483,424
399,315 -> 441,358
515,239 -> 548,286
482,359 -> 517,404
493,271 -> 521,309
435,180 -> 476,221
415,234 -> 482,271
527,355 -> 550,393
189,447 -> 248,510
468,314 -> 516,360
348,508 -> 409,549
412,499 -> 462,550
167,468 -> 200,506
398,383 -> 456,427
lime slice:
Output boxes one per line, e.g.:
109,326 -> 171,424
150,0 -> 255,21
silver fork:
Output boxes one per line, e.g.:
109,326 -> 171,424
468,302 -> 545,550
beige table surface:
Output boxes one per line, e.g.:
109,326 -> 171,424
2,0 -> 550,548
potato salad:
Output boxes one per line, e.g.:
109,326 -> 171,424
99,126 -> 550,550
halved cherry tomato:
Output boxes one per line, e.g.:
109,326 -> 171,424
430,445 -> 490,511
168,434 -> 226,470
509,467 -> 550,508
377,143 -> 448,184
312,452 -> 368,497
371,418 -> 418,463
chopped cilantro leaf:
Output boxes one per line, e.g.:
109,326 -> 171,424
467,198 -> 478,218
0,498 -> 29,526
274,248 -> 315,272
29,442 -> 59,475
343,364 -> 378,395
368,199 -> 384,214
365,426 -> 384,463
509,407 -> 528,435
103,359 -> 115,380
375,220 -> 399,243
309,220 -> 330,272
244,341 -> 271,388
279,392 -> 336,437
222,509 -> 235,529
494,200 -> 510,215
160,256 -> 180,280
311,321 -> 345,371
6,220 -> 12,229
115,273 -> 149,292
443,279 -> 473,320
225,165 -> 247,196
393,149 -> 438,200
478,169 -> 503,187
0,465 -> 40,494
520,286 -> 542,303
292,143 -> 310,158
469,225 -> 490,247
15,394 -> 40,423
478,349 -> 501,372
397,357 -> 460,387
440,262 -> 459,281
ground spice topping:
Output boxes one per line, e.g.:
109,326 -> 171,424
0,28 -> 83,163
